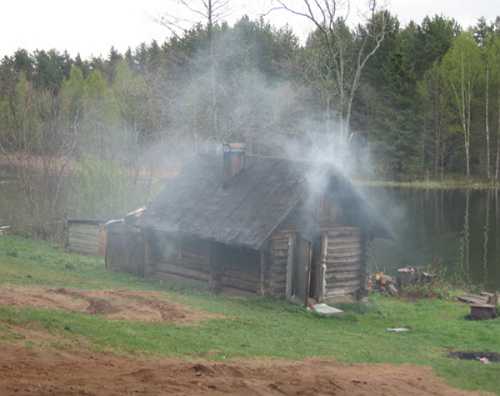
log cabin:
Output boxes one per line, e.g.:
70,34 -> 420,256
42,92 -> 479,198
105,144 -> 390,304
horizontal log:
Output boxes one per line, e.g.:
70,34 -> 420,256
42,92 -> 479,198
155,263 -> 209,281
69,239 -> 99,247
69,224 -> 100,231
180,250 -> 209,261
269,280 -> 286,288
326,256 -> 362,265
69,247 -> 97,255
325,279 -> 361,290
68,242 -> 98,251
326,265 -> 361,275
181,259 -> 210,271
271,250 -> 289,259
222,272 -> 260,285
327,241 -> 362,251
221,278 -> 258,293
326,237 -> 362,244
270,269 -> 287,278
270,287 -> 286,296
153,272 -> 208,288
325,271 -> 360,282
270,259 -> 287,267
327,245 -> 361,254
325,286 -> 359,297
219,286 -> 257,297
325,229 -> 361,238
326,251 -> 362,260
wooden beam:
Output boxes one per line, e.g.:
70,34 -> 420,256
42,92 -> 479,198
285,233 -> 295,300
260,249 -> 266,296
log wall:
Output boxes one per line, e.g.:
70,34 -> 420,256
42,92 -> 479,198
320,226 -> 364,302
105,222 -> 145,276
267,230 -> 295,298
153,237 -> 211,286
67,221 -> 103,256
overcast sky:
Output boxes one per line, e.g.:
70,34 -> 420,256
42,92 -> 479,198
0,0 -> 497,59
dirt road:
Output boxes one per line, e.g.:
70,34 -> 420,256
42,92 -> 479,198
0,344 -> 485,396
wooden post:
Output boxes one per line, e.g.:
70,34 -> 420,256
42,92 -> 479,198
259,249 -> 266,296
144,232 -> 152,278
208,242 -> 221,293
285,233 -> 295,300
359,231 -> 369,299
304,241 -> 313,307
318,233 -> 328,302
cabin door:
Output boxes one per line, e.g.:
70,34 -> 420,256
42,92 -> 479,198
288,235 -> 312,305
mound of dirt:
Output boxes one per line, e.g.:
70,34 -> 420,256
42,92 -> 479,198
0,344 -> 486,396
0,286 -> 217,324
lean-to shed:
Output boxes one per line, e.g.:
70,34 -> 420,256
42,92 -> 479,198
106,144 -> 389,304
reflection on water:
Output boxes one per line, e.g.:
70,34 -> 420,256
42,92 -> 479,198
368,188 -> 500,291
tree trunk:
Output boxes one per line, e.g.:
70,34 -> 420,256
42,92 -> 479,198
207,0 -> 218,140
496,87 -> 500,180
485,65 -> 490,179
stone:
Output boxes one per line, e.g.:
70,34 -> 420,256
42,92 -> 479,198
310,303 -> 344,317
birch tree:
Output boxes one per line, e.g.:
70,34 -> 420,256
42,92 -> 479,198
488,35 -> 500,180
160,0 -> 230,143
441,33 -> 481,178
271,0 -> 386,140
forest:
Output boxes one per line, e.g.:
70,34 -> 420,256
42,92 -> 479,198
1,7 -> 500,183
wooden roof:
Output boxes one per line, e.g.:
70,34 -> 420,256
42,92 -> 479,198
139,154 -> 389,249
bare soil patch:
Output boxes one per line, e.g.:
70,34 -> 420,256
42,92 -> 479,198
0,286 -> 216,324
0,344 -> 486,396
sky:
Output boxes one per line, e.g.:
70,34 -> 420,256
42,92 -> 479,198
0,0 -> 498,59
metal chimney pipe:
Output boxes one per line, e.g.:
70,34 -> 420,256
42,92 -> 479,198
223,143 -> 246,184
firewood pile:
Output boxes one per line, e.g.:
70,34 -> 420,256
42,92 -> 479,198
368,267 -> 435,296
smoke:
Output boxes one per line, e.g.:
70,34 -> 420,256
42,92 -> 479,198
123,19 -> 402,246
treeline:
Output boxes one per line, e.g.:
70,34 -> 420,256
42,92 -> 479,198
1,14 -> 500,180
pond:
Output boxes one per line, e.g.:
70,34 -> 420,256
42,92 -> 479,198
367,188 -> 500,291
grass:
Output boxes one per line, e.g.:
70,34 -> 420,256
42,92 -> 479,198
1,236 -> 500,394
357,177 -> 500,190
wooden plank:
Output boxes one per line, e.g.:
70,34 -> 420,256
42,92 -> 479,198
326,278 -> 361,289
325,271 -> 360,282
153,271 -> 208,289
326,285 -> 360,296
324,237 -> 362,244
260,250 -> 266,296
327,246 -> 361,255
326,262 -> 361,270
285,234 -> 294,300
326,256 -> 362,265
327,252 -> 362,261
155,263 -> 210,281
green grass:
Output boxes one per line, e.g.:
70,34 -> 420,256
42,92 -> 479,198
357,177 -> 500,190
1,236 -> 499,394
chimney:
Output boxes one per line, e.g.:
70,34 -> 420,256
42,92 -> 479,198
223,143 -> 246,184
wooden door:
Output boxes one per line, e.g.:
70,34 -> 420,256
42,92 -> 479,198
289,235 -> 312,305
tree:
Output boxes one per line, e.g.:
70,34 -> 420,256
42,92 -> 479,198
272,0 -> 387,140
0,73 -> 77,238
441,32 -> 481,178
160,0 -> 231,142
488,34 -> 500,179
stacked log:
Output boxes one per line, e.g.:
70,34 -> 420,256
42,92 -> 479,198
67,222 -> 101,255
155,243 -> 210,283
321,227 -> 363,300
267,230 -> 293,297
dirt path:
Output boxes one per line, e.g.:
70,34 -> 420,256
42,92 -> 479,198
0,286 -> 218,323
0,344 -> 485,396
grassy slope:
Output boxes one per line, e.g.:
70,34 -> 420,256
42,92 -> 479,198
0,236 -> 499,394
